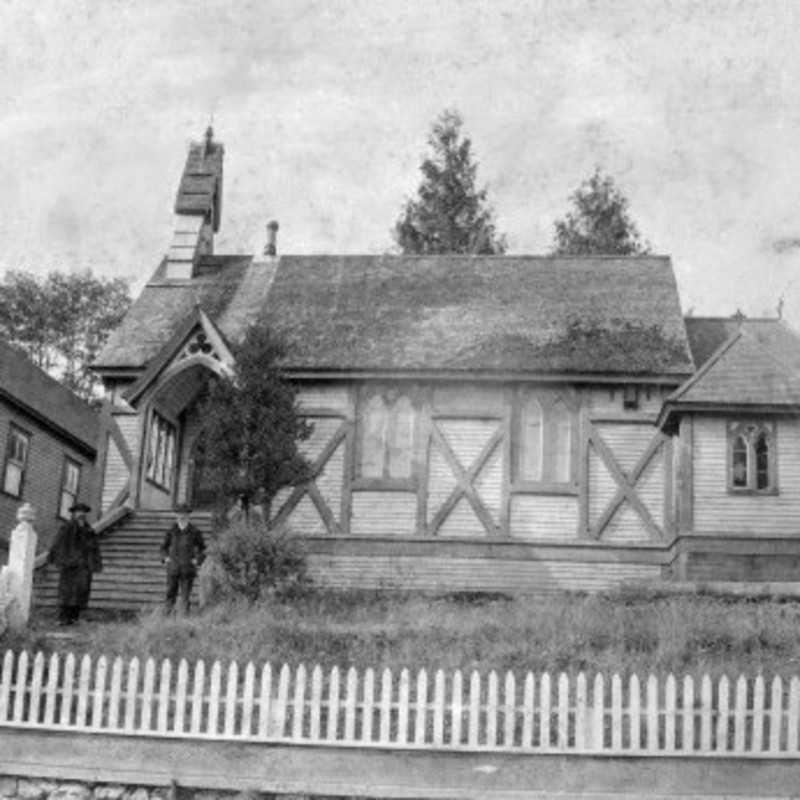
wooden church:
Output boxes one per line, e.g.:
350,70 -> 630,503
41,129 -> 800,606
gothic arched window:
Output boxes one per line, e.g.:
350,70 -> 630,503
728,421 -> 776,493
358,390 -> 417,481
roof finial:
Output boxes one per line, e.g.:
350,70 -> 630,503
204,121 -> 214,154
777,296 -> 785,320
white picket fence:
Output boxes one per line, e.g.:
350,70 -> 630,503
1,649 -> 800,757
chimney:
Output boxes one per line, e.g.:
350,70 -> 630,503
265,220 -> 279,256
166,129 -> 224,279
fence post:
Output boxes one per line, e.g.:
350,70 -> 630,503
1,504 -> 38,630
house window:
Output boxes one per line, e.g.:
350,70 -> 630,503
358,391 -> 416,481
519,398 -> 543,481
516,393 -> 574,486
728,421 -> 776,493
146,411 -> 177,490
58,458 -> 81,519
2,425 -> 30,497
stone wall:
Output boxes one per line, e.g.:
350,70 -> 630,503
0,777 -> 353,800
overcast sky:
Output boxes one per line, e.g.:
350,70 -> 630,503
2,0 -> 800,323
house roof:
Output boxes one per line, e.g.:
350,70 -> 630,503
683,316 -> 794,369
95,254 -> 694,379
0,340 -> 99,454
660,318 -> 800,422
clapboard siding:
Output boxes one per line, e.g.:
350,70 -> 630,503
509,495 -> 578,540
315,441 -> 345,524
437,419 -> 499,470
437,497 -> 486,538
288,494 -> 327,535
694,416 -> 800,535
101,437 -> 129,512
474,446 -> 503,517
350,491 -> 417,536
297,385 -> 352,416
427,445 -> 456,524
114,413 -> 140,456
300,416 -> 343,460
586,386 -> 666,416
588,448 -> 616,527
307,554 -> 660,592
595,423 -> 656,471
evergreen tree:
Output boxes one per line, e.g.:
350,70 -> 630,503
551,169 -> 649,256
197,320 -> 312,515
394,110 -> 506,255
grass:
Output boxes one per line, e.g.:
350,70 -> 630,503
5,588 -> 800,679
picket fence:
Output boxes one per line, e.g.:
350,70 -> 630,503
2,649 -> 800,757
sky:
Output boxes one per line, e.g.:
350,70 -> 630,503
1,0 -> 800,323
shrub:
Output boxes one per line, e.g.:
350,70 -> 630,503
198,518 -> 309,606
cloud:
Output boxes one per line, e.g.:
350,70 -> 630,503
771,237 -> 800,254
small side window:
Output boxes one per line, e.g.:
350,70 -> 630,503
3,426 -> 30,498
59,458 -> 81,519
728,422 -> 776,493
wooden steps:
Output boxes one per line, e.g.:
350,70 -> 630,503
34,510 -> 214,612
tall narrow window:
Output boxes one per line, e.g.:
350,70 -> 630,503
550,399 -> 572,484
728,422 -> 776,493
2,426 -> 30,497
387,396 -> 414,478
731,434 -> 748,488
520,398 -> 543,481
360,395 -> 388,478
755,431 -> 770,491
357,391 -> 417,481
146,411 -> 177,490
59,458 -> 81,519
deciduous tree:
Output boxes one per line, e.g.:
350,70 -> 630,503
394,110 -> 507,255
552,169 -> 649,256
0,269 -> 131,399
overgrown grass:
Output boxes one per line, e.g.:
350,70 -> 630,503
6,588 -> 800,679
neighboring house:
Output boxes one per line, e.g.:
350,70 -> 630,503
0,340 -> 99,552
86,130 -> 800,593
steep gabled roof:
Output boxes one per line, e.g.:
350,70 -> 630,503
0,340 -> 99,454
95,254 -> 694,379
684,316 -> 794,369
659,319 -> 800,426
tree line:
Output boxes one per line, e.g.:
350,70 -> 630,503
394,108 -> 648,257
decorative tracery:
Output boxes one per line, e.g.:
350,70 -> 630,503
728,421 -> 776,493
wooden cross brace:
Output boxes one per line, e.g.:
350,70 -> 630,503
428,422 -> 504,537
273,419 -> 350,535
588,426 -> 666,541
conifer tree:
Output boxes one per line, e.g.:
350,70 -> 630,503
394,110 -> 506,255
197,320 -> 312,515
551,169 -> 649,256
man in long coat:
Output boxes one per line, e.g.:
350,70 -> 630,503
48,502 -> 102,625
160,503 -> 206,614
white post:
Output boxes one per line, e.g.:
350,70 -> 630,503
1,503 -> 38,629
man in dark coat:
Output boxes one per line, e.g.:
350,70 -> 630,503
48,502 -> 102,625
160,503 -> 206,615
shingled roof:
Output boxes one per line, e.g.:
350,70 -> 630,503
0,340 -> 99,454
659,319 -> 800,426
95,254 -> 694,379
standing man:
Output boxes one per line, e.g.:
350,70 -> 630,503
160,503 -> 206,615
48,502 -> 102,626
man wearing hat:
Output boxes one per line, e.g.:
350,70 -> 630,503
160,503 -> 206,614
48,502 -> 102,625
